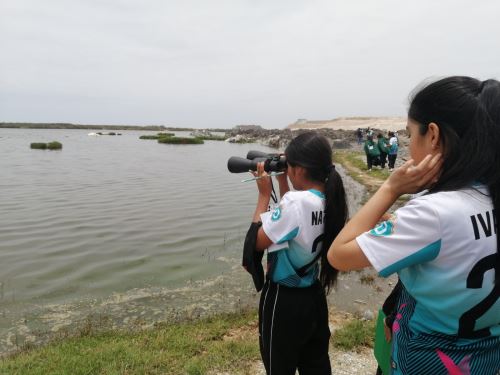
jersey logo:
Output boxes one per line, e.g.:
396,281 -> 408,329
369,215 -> 396,237
271,207 -> 282,221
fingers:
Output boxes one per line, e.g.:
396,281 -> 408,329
407,153 -> 443,190
421,154 -> 443,187
386,154 -> 443,195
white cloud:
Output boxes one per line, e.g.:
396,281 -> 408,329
1,0 -> 499,128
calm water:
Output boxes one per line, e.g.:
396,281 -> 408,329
0,128 -> 278,351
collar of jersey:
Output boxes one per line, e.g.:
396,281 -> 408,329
308,189 -> 325,199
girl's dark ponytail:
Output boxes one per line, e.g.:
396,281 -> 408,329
478,79 -> 500,284
321,166 -> 348,293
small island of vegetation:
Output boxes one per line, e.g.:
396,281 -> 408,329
30,141 -> 63,150
139,133 -> 205,144
158,136 -> 204,145
139,132 -> 175,140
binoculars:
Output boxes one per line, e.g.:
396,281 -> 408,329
227,151 -> 287,173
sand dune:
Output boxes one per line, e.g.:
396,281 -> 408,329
288,116 -> 407,132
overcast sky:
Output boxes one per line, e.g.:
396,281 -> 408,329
1,1 -> 499,129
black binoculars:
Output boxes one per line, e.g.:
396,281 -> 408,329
227,151 -> 287,173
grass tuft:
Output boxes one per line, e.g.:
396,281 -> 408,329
331,318 -> 375,351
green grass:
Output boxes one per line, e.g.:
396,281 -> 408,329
333,150 -> 390,183
331,318 -> 375,351
334,150 -> 411,207
0,311 -> 260,375
158,137 -> 204,145
0,308 -> 379,374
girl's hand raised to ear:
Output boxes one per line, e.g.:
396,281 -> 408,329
253,162 -> 273,198
384,153 -> 443,197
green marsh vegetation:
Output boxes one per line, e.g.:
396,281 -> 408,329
196,135 -> 226,141
158,137 -> 204,145
47,141 -> 63,150
139,132 -> 174,140
30,143 -> 47,150
139,133 -> 204,144
30,141 -> 62,150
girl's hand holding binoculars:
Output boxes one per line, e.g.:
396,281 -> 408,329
252,162 -> 272,198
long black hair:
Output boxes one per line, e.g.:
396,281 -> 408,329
285,131 -> 348,292
408,76 -> 500,284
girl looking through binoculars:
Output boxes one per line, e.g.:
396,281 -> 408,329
250,131 -> 348,375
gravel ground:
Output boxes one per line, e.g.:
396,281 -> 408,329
250,347 -> 377,374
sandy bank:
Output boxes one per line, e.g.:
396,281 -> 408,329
288,116 -> 406,132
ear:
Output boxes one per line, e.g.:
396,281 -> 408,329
427,122 -> 441,151
296,165 -> 308,179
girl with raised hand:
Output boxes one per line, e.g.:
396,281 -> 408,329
251,131 -> 347,375
328,76 -> 500,375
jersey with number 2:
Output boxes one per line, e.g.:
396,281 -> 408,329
357,185 -> 500,374
260,189 -> 325,287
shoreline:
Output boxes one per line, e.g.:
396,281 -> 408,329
0,116 -> 406,132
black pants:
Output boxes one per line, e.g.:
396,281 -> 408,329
388,154 -> 397,169
379,152 -> 387,168
366,154 -> 380,170
259,280 -> 331,375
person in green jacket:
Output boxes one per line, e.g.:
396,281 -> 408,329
377,133 -> 390,169
364,134 -> 380,171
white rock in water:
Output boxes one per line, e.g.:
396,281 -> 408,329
226,134 -> 245,143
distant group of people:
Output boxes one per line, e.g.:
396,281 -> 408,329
243,76 -> 500,375
362,130 -> 399,171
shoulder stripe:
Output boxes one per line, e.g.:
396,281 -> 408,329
276,227 -> 299,244
379,240 -> 441,277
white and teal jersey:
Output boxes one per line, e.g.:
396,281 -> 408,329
260,189 -> 325,287
357,185 -> 500,374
